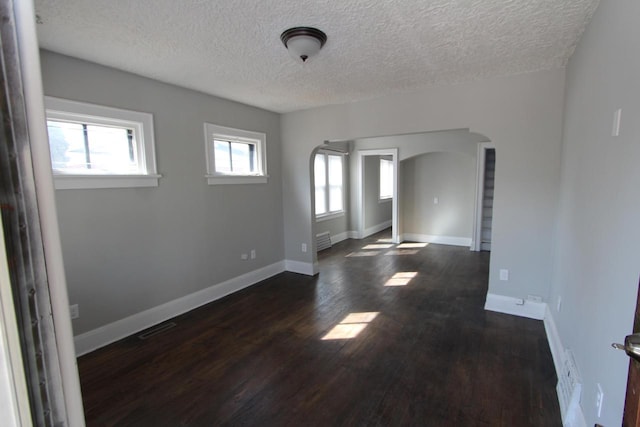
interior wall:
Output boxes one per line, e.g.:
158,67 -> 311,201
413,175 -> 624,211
40,51 -> 284,335
281,69 -> 565,301
550,1 -> 640,425
363,156 -> 392,231
401,152 -> 475,240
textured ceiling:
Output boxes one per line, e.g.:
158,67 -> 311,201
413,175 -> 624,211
34,0 -> 599,113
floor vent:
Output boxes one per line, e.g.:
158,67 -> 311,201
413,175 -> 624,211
316,231 -> 332,252
557,349 -> 582,425
137,322 -> 177,340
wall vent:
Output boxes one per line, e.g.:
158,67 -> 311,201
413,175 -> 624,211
137,322 -> 177,340
316,231 -> 332,252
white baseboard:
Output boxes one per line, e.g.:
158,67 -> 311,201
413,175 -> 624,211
484,293 -> 546,320
74,261 -> 285,356
284,259 -> 317,276
362,220 -> 392,238
331,232 -> 349,245
402,233 -> 472,247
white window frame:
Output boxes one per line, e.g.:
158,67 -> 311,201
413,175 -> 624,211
44,97 -> 160,190
314,151 -> 345,221
204,123 -> 267,185
379,157 -> 393,202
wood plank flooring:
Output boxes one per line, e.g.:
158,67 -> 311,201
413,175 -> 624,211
77,231 -> 561,426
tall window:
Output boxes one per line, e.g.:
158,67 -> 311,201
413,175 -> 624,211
45,97 -> 159,190
315,152 -> 344,217
379,158 -> 393,200
204,123 -> 267,185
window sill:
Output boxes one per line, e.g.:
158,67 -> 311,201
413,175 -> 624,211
53,174 -> 162,190
378,197 -> 393,204
206,175 -> 268,185
316,211 -> 345,222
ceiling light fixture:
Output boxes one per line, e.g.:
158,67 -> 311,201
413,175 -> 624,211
280,27 -> 327,63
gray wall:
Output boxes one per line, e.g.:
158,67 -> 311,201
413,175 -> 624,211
40,51 -> 284,335
281,69 -> 564,299
401,152 -> 475,239
363,156 -> 392,231
549,2 -> 640,425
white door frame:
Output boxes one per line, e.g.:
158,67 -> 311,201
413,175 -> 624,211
356,148 -> 400,243
471,142 -> 495,251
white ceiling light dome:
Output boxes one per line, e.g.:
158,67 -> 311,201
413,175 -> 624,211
280,27 -> 327,63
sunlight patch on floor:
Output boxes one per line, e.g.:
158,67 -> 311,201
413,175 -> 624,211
384,272 -> 418,287
385,249 -> 419,256
362,244 -> 394,250
346,251 -> 379,257
322,312 -> 380,340
397,242 -> 428,249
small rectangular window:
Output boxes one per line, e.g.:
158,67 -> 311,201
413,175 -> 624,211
45,97 -> 160,190
315,152 -> 345,218
204,123 -> 267,185
379,158 -> 393,200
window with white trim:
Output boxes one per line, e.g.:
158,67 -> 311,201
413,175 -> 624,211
45,97 -> 160,190
204,123 -> 267,185
315,152 -> 344,218
379,158 -> 393,200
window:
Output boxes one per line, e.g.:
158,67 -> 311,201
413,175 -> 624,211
45,97 -> 160,190
315,152 -> 344,218
204,123 -> 267,184
379,158 -> 393,200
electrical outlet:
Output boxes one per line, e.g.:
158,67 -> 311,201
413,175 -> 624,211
250,249 -> 256,259
499,269 -> 509,281
70,304 -> 79,320
433,197 -> 439,204
527,294 -> 543,303
241,253 -> 248,260
301,243 -> 307,253
596,383 -> 604,417
612,108 -> 622,137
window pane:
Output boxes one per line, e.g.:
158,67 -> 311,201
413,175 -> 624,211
47,121 -> 86,171
328,155 -> 343,212
230,141 -> 254,174
380,158 -> 393,199
86,125 -> 136,174
47,121 -> 138,174
214,140 -> 231,173
314,154 -> 327,215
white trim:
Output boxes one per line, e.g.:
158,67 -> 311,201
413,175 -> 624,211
544,305 -> 564,378
74,261 -> 285,356
284,260 -> 317,276
330,232 -> 350,245
362,220 -> 393,239
483,293 -> 546,320
0,218 -> 32,427
54,174 -> 161,190
18,3 -> 86,424
205,175 -> 268,185
315,211 -> 345,222
401,233 -> 472,247
472,142 -> 495,251
204,122 -> 267,185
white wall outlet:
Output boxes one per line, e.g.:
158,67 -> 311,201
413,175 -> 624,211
557,296 -> 562,312
250,249 -> 256,259
433,197 -> 439,204
70,304 -> 79,320
515,298 -> 525,305
527,294 -> 543,303
612,108 -> 622,137
499,269 -> 509,281
301,243 -> 307,253
241,253 -> 248,260
596,383 -> 604,418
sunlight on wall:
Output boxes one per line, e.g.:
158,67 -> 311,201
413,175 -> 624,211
321,312 -> 380,340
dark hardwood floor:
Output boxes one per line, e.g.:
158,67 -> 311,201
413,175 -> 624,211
77,230 -> 561,426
